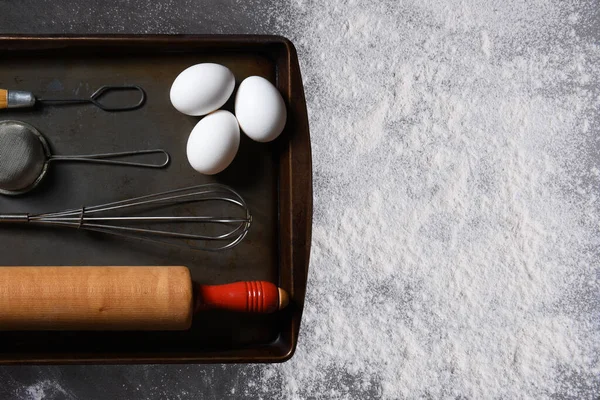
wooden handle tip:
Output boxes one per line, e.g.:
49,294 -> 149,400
0,89 -> 7,109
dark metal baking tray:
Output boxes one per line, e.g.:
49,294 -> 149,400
0,35 -> 312,364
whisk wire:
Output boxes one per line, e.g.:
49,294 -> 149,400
1,184 -> 252,251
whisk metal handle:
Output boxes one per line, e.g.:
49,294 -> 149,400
0,214 -> 29,222
48,149 -> 170,168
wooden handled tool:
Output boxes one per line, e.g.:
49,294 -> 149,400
0,86 -> 145,111
0,266 -> 289,331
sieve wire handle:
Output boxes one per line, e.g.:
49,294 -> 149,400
48,149 -> 170,168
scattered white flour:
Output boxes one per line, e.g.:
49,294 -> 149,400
23,380 -> 68,400
245,0 -> 600,398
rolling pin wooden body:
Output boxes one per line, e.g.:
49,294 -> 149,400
0,267 -> 288,331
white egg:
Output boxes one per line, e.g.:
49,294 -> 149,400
186,110 -> 240,175
235,76 -> 287,142
170,63 -> 235,116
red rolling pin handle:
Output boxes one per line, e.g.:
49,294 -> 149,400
195,281 -> 289,313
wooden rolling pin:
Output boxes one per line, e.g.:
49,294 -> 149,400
0,266 -> 289,331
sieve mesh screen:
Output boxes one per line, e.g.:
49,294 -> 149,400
0,121 -> 47,193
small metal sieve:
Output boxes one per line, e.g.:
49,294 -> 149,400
0,120 -> 170,195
